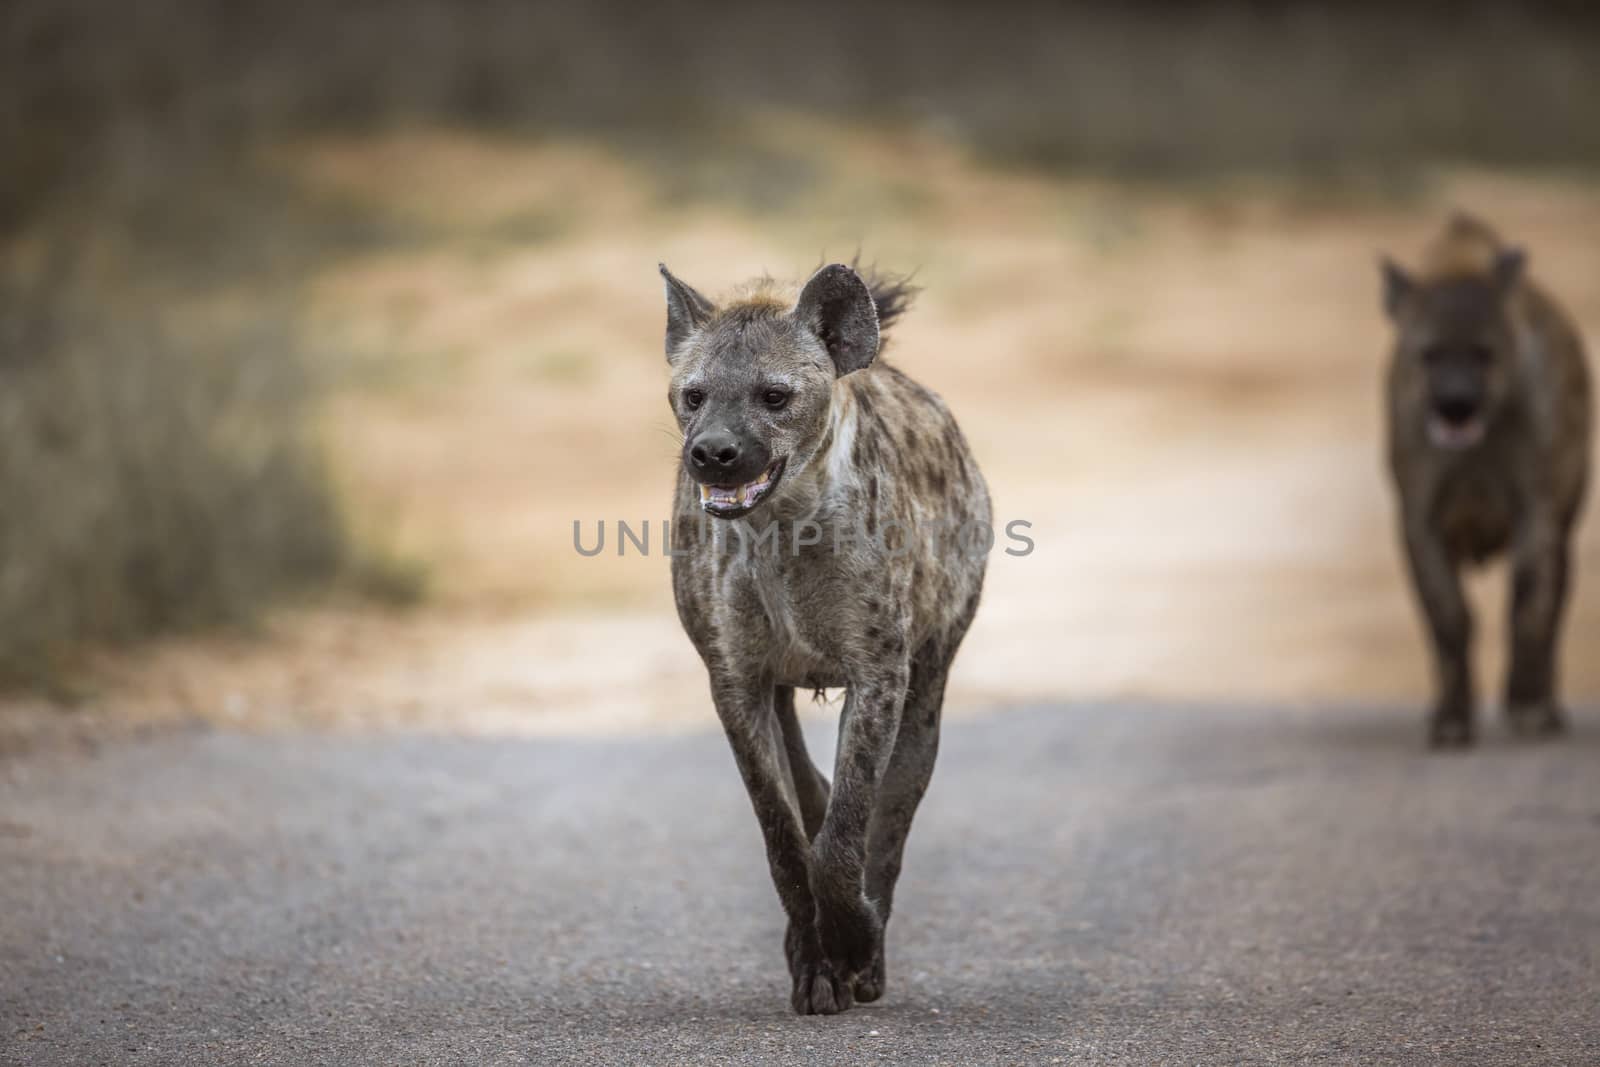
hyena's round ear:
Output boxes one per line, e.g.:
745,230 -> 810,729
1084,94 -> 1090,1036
1492,247 -> 1527,295
1380,256 -> 1414,321
660,264 -> 715,362
793,263 -> 879,376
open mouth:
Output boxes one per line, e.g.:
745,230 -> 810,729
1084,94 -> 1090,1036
698,458 -> 786,518
1427,410 -> 1486,450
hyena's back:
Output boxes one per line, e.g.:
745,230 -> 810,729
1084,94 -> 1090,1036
829,359 -> 991,642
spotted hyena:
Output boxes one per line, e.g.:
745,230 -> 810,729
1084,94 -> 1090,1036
1381,213 -> 1591,748
660,261 -> 990,1013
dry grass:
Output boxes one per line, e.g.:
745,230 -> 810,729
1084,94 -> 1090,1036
0,150 -> 432,693
0,240 -> 345,691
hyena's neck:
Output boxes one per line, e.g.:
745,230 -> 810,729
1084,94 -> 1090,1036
756,387 -> 862,529
817,386 -> 862,497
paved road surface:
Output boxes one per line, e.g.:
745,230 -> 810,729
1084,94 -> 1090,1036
2,703 -> 1598,1065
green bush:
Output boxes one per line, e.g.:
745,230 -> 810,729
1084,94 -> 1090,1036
0,244 -> 345,687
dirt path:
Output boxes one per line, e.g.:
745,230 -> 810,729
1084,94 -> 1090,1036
6,126 -> 1600,744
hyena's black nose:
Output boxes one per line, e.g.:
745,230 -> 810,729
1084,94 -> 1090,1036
689,431 -> 742,472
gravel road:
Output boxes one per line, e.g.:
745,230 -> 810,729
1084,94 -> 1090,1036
2,702 -> 1597,1065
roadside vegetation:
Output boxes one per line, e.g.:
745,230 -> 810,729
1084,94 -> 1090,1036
2,0 -> 1597,692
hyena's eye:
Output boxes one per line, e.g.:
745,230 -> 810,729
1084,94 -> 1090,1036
762,388 -> 790,410
683,388 -> 705,410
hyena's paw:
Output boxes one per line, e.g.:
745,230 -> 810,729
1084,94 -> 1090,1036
1427,708 -> 1475,750
784,920 -> 852,1015
814,895 -> 884,986
850,943 -> 887,1004
791,957 -> 853,1015
1506,701 -> 1567,738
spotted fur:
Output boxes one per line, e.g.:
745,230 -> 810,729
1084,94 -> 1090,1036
661,261 -> 990,1013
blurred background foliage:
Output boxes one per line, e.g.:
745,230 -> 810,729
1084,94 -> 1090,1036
2,0 -> 1599,695
7,0 -> 1600,232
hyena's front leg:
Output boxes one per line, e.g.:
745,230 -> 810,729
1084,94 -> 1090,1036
1505,514 -> 1571,736
810,659 -> 909,991
852,644 -> 952,1003
1401,514 -> 1475,747
709,675 -> 850,1015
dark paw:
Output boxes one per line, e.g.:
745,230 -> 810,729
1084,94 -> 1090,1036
1506,701 -> 1567,738
815,896 -> 884,982
1428,712 -> 1474,749
790,957 -> 853,1015
851,946 -> 886,1004
784,919 -> 853,1015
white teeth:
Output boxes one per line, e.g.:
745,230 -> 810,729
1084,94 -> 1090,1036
700,465 -> 777,511
1428,416 -> 1486,450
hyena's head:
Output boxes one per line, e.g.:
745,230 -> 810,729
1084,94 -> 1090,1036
659,263 -> 883,519
1381,230 -> 1526,452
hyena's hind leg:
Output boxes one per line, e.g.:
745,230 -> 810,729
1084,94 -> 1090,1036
775,685 -> 831,839
852,641 -> 955,1003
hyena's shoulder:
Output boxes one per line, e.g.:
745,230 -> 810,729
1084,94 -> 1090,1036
1516,278 -> 1588,387
1518,279 -> 1592,514
844,361 -> 989,522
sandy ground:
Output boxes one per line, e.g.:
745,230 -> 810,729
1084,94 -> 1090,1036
5,121 -> 1599,746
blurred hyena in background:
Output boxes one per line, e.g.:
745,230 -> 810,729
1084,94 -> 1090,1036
1381,215 -> 1592,747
